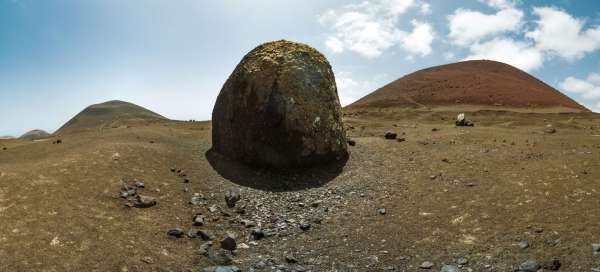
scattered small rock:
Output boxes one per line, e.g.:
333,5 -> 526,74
456,258 -> 468,265
167,228 -> 184,238
518,240 -> 530,249
202,266 -> 241,272
541,258 -> 561,271
193,214 -> 205,226
347,139 -> 356,146
220,232 -> 237,251
440,265 -> 460,272
299,222 -> 312,231
593,243 -> 600,255
285,255 -> 298,264
384,132 -> 398,140
133,195 -> 157,208
455,113 -> 474,127
224,189 -> 241,208
517,260 -> 540,272
544,124 -> 556,134
251,228 -> 266,240
378,208 -> 387,215
190,193 -> 206,205
419,261 -> 434,269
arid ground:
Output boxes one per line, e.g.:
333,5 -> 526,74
1,110 -> 600,271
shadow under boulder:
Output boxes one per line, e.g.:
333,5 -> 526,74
205,149 -> 347,192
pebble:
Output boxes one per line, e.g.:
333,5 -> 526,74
241,219 -> 255,228
440,265 -> 459,272
593,243 -> 600,255
285,255 -> 298,264
220,232 -> 237,251
517,260 -> 540,272
134,195 -> 157,208
190,193 -> 206,205
224,189 -> 241,208
542,258 -> 561,270
299,222 -> 312,231
384,132 -> 397,140
193,214 -> 204,226
420,261 -> 434,269
167,228 -> 184,238
456,258 -> 468,265
202,265 -> 242,272
518,240 -> 530,249
251,228 -> 266,240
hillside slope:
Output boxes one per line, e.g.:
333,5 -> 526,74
19,129 -> 51,140
346,60 -> 588,112
56,100 -> 167,134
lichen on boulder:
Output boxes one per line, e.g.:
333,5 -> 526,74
211,40 -> 348,168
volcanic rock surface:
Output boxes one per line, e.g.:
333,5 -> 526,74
346,60 -> 588,113
56,100 -> 166,134
19,129 -> 51,140
211,40 -> 347,168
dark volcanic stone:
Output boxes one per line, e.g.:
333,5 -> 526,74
384,132 -> 397,139
211,40 -> 348,168
220,232 -> 237,251
167,228 -> 184,238
251,228 -> 266,240
542,258 -> 561,270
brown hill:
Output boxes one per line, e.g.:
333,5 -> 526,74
56,100 -> 167,134
346,60 -> 588,112
19,130 -> 51,140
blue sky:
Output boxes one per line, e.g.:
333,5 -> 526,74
1,0 -> 600,136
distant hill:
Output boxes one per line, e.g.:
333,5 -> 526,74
346,60 -> 588,113
56,100 -> 167,134
0,136 -> 15,140
19,130 -> 51,140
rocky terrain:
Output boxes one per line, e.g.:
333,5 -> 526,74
1,109 -> 600,271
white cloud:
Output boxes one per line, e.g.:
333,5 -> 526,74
335,71 -> 388,106
402,20 -> 435,56
559,74 -> 600,100
465,38 -> 543,71
559,73 -> 600,112
588,73 -> 600,84
420,3 -> 431,15
479,0 -> 516,9
448,7 -> 523,46
320,0 -> 434,58
526,7 -> 600,60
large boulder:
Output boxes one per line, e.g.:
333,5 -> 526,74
212,40 -> 348,168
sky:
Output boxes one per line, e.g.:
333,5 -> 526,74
1,0 -> 600,136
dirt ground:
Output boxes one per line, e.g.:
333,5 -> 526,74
1,110 -> 600,272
